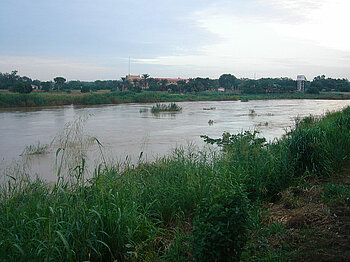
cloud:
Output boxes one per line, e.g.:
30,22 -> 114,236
1,0 -> 350,80
0,56 -> 119,81
269,0 -> 350,52
131,0 -> 350,79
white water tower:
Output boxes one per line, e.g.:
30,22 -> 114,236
297,75 -> 307,92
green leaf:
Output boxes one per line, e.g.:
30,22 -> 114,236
56,230 -> 73,262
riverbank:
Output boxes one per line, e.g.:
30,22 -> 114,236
1,107 -> 350,260
1,90 -> 350,108
244,169 -> 350,261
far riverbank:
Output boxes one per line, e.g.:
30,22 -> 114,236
2,90 -> 350,108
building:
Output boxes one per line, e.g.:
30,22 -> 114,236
297,75 -> 307,92
126,75 -> 141,83
155,78 -> 189,85
124,75 -> 188,89
217,87 -> 225,92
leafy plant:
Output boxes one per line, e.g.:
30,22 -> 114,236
190,185 -> 250,261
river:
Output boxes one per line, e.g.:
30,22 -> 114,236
1,99 -> 350,182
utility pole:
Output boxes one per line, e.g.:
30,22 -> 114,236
128,56 -> 131,77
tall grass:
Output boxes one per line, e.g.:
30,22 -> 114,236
2,107 -> 350,260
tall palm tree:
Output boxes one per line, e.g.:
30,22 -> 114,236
141,74 -> 150,89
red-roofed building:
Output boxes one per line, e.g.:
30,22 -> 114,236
155,78 -> 189,85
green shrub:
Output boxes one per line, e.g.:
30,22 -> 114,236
9,82 -> 33,94
202,131 -> 294,200
81,86 -> 90,93
190,185 -> 250,261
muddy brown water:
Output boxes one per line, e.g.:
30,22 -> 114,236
1,99 -> 350,182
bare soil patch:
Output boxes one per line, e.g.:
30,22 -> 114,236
261,171 -> 350,261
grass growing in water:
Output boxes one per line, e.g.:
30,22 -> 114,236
20,142 -> 49,155
151,102 -> 182,113
2,107 -> 350,260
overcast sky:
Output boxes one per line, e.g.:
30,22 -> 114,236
1,0 -> 350,81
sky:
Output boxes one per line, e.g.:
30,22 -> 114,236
1,0 -> 350,81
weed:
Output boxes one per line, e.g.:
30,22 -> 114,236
190,185 -> 250,261
20,142 -> 49,155
322,183 -> 350,204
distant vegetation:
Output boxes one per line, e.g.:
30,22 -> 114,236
1,106 -> 350,260
2,71 -> 350,96
0,91 -> 241,108
2,91 -> 350,109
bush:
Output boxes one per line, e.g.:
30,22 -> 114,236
305,86 -> 320,94
10,82 -> 33,94
202,131 -> 294,200
190,185 -> 250,261
81,86 -> 90,93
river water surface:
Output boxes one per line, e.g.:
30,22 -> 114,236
1,99 -> 350,181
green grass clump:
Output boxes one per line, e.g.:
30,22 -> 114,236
151,103 -> 182,113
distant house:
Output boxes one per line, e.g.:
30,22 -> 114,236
126,75 -> 141,82
155,78 -> 189,85
217,87 -> 225,92
31,84 -> 39,90
297,75 -> 307,92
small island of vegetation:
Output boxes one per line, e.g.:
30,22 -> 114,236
151,102 -> 182,113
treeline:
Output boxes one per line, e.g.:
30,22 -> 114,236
0,71 -> 39,93
2,71 -> 350,94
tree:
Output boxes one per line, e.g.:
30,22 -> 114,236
41,81 -> 52,92
306,86 -> 320,94
148,78 -> 160,91
54,77 -> 66,91
141,73 -> 150,79
9,70 -> 19,86
141,74 -> 150,88
32,79 -> 41,88
10,82 -> 33,93
219,74 -> 237,90
160,79 -> 168,91
66,80 -> 82,90
121,77 -> 131,90
81,86 -> 90,93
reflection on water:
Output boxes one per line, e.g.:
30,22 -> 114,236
1,99 -> 350,181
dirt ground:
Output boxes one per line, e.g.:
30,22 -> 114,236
265,172 -> 350,261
